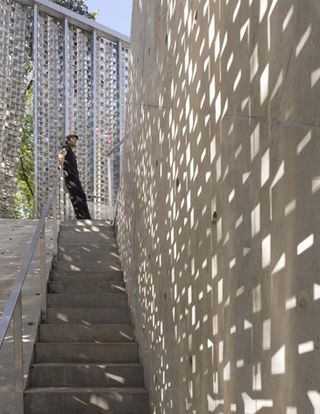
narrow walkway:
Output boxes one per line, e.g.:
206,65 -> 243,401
24,220 -> 149,414
0,219 -> 54,414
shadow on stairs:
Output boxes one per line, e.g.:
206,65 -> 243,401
24,220 -> 150,414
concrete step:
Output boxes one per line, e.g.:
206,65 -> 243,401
57,247 -> 119,260
60,220 -> 113,229
59,228 -> 114,239
58,235 -> 117,247
54,260 -> 121,272
58,238 -> 116,247
46,308 -> 131,324
50,270 -> 123,281
39,324 -> 134,343
29,363 -> 144,387
47,293 -> 127,308
48,281 -> 126,294
24,387 -> 149,414
23,220 -> 149,414
58,248 -> 120,261
35,343 -> 139,363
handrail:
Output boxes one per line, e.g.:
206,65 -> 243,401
0,175 -> 62,413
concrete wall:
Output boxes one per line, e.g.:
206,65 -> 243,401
116,1 -> 320,413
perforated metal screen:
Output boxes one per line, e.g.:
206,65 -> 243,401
0,0 -> 129,218
34,4 -> 129,218
0,0 -> 31,216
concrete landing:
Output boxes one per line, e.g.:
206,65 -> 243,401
0,219 -> 53,414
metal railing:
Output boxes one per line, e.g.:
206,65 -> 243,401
0,140 -> 123,412
0,176 -> 62,413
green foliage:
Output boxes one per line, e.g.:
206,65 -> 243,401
14,86 -> 34,218
52,0 -> 98,20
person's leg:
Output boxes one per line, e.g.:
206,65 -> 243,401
65,177 -> 91,219
75,179 -> 91,219
77,189 -> 91,219
65,178 -> 81,218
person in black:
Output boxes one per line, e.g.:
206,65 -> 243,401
58,134 -> 91,219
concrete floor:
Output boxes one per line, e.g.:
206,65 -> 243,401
0,219 -> 54,414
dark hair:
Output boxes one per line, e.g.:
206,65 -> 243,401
66,134 -> 79,141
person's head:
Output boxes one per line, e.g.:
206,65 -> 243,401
66,134 -> 78,148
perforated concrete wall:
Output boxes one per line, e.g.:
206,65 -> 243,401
117,1 -> 320,413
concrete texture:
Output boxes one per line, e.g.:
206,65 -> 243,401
34,343 -> 139,363
0,219 -> 54,414
38,323 -> 134,342
29,363 -> 144,388
24,387 -> 149,414
24,220 -> 150,414
46,307 -> 131,324
116,1 -> 320,413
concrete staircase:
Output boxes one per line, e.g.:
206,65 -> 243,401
24,221 -> 149,414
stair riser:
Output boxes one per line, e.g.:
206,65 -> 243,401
60,221 -> 112,227
57,251 -> 120,263
47,294 -> 127,308
54,263 -> 121,272
35,343 -> 139,363
60,226 -> 114,233
40,325 -> 134,343
24,391 -> 149,414
57,239 -> 117,248
46,309 -> 131,324
30,365 -> 144,387
48,282 -> 125,294
51,271 -> 123,281
58,243 -> 118,251
50,276 -> 124,284
59,225 -> 115,232
59,236 -> 117,246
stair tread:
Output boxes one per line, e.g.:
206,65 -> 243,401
40,323 -> 132,327
39,323 -> 135,342
55,265 -> 122,271
47,292 -> 126,295
48,281 -> 126,294
47,307 -> 130,310
49,281 -> 124,284
32,362 -> 142,367
35,343 -> 138,362
47,293 -> 127,298
52,270 -> 123,274
49,278 -> 124,284
46,294 -> 128,308
48,281 -> 125,288
50,276 -> 123,280
46,307 -> 131,324
25,387 -> 147,393
36,342 -> 137,345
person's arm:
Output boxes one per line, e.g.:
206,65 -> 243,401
58,148 -> 68,177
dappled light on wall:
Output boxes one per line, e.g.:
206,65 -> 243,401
116,0 -> 320,413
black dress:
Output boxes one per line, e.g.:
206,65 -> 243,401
62,143 -> 91,220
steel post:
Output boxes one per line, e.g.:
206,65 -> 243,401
13,293 -> 24,414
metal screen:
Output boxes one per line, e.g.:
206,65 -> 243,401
0,0 -> 31,217
0,0 -> 129,218
34,2 -> 129,218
